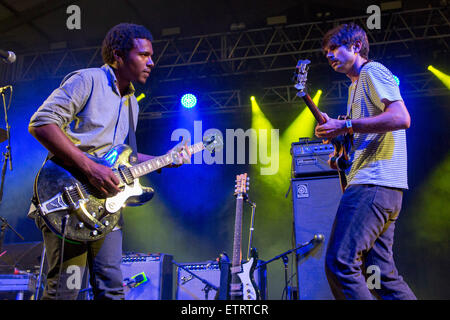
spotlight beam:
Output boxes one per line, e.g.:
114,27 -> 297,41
428,65 -> 450,90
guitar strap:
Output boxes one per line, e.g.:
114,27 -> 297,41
348,59 -> 373,119
128,97 -> 138,165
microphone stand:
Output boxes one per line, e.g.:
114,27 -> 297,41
0,86 -> 12,205
255,235 -> 324,300
0,216 -> 24,255
172,260 -> 219,300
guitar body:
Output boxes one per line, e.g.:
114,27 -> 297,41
33,135 -> 222,242
34,144 -> 154,242
236,248 -> 260,300
328,119 -> 353,192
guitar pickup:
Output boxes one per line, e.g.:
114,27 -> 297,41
118,166 -> 134,185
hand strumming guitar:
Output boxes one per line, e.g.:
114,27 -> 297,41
83,160 -> 121,197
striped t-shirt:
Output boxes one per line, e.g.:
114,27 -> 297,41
346,61 -> 408,189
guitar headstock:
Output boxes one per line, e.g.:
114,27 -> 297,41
234,173 -> 249,199
203,134 -> 224,153
294,59 -> 311,97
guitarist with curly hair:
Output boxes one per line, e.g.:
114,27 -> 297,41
28,23 -> 190,300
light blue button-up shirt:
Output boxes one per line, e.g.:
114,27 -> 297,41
29,64 -> 139,157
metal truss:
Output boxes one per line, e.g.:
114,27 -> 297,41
1,6 -> 449,84
138,71 -> 449,119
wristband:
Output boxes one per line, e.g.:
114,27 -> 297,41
345,119 -> 353,135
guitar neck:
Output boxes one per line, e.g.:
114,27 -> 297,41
231,196 -> 244,272
301,93 -> 326,125
129,142 -> 204,178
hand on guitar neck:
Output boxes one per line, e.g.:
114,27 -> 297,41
314,112 -> 351,139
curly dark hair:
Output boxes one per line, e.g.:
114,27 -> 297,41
322,23 -> 369,59
102,23 -> 153,65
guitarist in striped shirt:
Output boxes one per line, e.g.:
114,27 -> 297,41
315,23 -> 416,300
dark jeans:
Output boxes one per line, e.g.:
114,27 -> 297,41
325,184 -> 417,300
36,217 -> 124,300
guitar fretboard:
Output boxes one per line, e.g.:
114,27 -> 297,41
232,196 -> 244,271
129,142 -> 204,178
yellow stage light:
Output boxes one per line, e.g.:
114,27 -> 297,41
428,65 -> 450,90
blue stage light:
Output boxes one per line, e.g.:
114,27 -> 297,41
181,93 -> 197,108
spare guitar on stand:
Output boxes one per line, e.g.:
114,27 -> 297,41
229,173 -> 260,300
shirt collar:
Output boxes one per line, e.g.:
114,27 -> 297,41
101,64 -> 136,97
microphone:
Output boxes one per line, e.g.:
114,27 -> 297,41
296,234 -> 325,257
0,49 -> 16,64
313,233 -> 325,243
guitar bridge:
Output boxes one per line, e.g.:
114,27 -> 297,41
37,183 -> 86,216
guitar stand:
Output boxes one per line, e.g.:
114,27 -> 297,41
172,260 -> 219,300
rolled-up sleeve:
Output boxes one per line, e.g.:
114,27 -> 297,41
29,71 -> 92,128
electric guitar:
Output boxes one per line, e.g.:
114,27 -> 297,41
294,59 -> 353,191
33,135 -> 223,242
229,173 -> 260,300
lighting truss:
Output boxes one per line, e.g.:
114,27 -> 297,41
1,7 -> 449,84
137,72 -> 449,119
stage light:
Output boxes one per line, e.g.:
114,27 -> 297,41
181,93 -> 197,108
392,75 -> 400,86
136,93 -> 146,102
251,96 -> 272,130
428,65 -> 450,89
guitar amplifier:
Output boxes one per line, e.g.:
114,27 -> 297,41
291,139 -> 336,177
175,260 -> 267,300
0,274 -> 37,300
292,175 -> 341,299
121,253 -> 173,300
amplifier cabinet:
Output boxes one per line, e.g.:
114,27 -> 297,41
291,140 -> 335,177
121,253 -> 173,300
292,175 -> 342,300
176,261 -> 267,300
